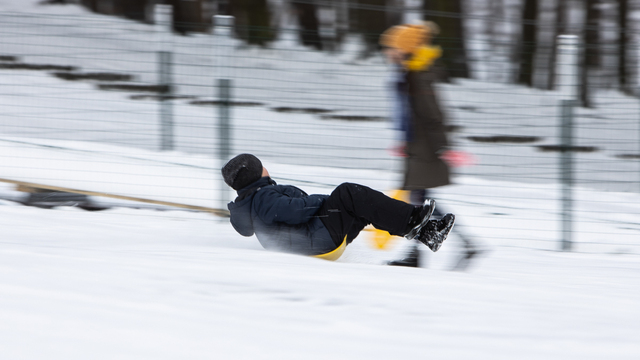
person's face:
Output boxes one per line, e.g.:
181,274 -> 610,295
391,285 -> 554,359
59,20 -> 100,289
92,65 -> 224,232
262,167 -> 269,177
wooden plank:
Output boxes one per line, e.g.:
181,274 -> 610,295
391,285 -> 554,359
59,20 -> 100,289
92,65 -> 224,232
0,177 -> 229,217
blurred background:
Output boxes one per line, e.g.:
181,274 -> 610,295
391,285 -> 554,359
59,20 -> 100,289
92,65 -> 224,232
2,0 -> 640,254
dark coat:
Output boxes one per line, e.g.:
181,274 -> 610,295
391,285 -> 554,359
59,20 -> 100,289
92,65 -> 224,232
403,69 -> 451,190
227,176 -> 336,256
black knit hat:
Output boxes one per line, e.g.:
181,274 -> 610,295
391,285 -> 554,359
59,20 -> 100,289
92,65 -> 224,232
221,154 -> 263,190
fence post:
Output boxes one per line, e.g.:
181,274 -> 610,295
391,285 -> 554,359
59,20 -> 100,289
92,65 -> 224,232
556,35 -> 580,100
213,15 -> 235,37
637,38 -> 640,193
155,4 -> 174,151
158,51 -> 173,151
213,15 -> 234,78
559,100 -> 575,251
218,79 -> 232,163
555,35 -> 579,251
214,15 -> 235,210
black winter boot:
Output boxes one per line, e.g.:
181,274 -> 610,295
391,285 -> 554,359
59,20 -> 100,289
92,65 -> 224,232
416,213 -> 455,252
404,199 -> 436,240
387,243 -> 421,267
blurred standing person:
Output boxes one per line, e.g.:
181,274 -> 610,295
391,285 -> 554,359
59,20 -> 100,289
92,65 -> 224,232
380,22 -> 479,269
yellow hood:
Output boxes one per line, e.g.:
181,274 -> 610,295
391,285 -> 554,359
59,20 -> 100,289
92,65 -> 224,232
404,45 -> 441,71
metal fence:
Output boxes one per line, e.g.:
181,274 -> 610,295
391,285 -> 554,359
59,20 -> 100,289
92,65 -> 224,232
1,8 -> 640,255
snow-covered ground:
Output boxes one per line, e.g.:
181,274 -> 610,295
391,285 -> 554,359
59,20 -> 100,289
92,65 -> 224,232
1,1 -> 640,359
1,192 -> 640,360
1,134 -> 640,359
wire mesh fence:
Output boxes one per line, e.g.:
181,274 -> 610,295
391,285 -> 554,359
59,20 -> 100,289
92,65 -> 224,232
1,7 -> 640,254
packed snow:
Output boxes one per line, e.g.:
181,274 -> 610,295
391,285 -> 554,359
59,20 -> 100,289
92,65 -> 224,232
2,182 -> 640,359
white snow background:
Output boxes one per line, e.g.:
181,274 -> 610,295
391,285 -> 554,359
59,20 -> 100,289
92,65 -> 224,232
1,1 -> 639,359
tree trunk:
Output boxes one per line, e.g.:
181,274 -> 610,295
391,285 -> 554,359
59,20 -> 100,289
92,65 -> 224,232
618,0 -> 630,94
547,0 -> 567,90
422,0 -> 469,79
292,1 -> 322,50
517,0 -> 538,86
229,0 -> 275,46
580,0 -> 599,107
350,0 -> 388,57
80,0 -> 97,12
121,0 -> 146,21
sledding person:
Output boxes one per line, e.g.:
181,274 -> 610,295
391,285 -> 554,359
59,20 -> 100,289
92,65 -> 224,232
380,22 -> 479,268
222,153 -> 455,261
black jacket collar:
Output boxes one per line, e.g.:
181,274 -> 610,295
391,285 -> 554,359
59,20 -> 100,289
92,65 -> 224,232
235,176 -> 276,201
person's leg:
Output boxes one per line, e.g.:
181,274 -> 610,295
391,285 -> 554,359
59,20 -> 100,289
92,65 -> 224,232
389,189 -> 426,267
412,189 -> 446,217
420,190 -> 481,269
410,189 -> 427,207
423,189 -> 475,244
316,183 -> 416,245
390,188 -> 457,264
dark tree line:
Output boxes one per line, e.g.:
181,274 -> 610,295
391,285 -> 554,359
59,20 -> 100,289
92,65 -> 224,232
517,0 -> 537,86
291,1 -> 322,50
229,0 -> 276,45
350,0 -> 393,57
618,0 -> 631,95
581,0 -> 600,107
423,0 -> 468,79
80,0 -> 147,20
80,0 -> 208,33
78,0 -> 470,79
517,0 -> 635,107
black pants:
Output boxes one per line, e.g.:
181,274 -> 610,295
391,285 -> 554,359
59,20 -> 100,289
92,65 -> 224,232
316,183 -> 415,247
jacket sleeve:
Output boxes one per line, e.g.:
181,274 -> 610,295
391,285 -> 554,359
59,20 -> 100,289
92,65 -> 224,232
254,188 -> 326,225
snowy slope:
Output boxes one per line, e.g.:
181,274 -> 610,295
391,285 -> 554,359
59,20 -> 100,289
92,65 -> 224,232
1,130 -> 640,359
1,200 -> 639,360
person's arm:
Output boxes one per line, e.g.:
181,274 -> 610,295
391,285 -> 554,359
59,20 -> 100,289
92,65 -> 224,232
254,188 -> 326,225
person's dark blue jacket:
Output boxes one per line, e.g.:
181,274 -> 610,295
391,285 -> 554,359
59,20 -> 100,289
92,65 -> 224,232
227,176 -> 337,256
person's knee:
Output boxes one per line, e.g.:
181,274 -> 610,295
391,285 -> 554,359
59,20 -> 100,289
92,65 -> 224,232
335,182 -> 361,195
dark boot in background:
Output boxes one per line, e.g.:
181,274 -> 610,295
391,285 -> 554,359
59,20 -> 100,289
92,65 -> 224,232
388,242 -> 421,267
